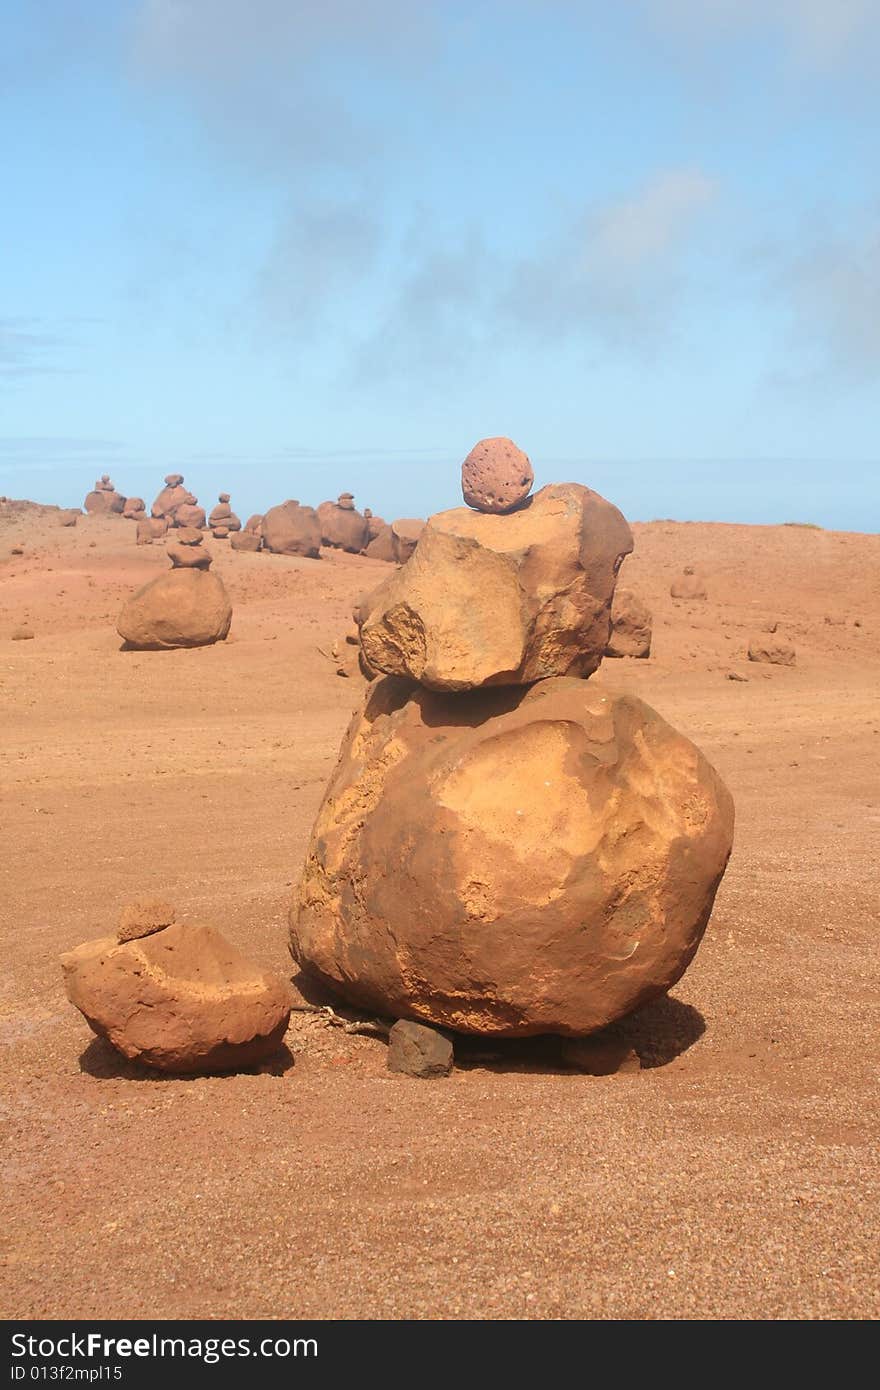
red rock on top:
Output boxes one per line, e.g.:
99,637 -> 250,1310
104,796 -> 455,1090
461,437 -> 534,514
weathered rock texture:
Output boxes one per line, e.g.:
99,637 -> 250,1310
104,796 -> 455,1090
292,676 -> 734,1037
122,497 -> 146,521
151,480 -> 189,520
117,569 -> 232,649
461,436 -> 534,514
359,484 -> 633,690
136,517 -> 168,545
117,897 -> 176,943
174,497 -> 207,529
261,501 -> 322,558
62,921 -> 292,1073
605,588 -> 652,659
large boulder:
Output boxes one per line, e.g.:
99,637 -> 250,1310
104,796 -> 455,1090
317,497 -> 369,553
292,676 -> 734,1037
117,569 -> 232,649
261,501 -> 322,558
62,921 -> 292,1073
391,518 -> 424,563
606,588 -> 652,659
364,524 -> 397,562
461,436 -> 534,514
360,484 -> 633,691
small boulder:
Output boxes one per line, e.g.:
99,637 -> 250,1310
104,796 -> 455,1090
387,1020 -> 453,1078
244,514 -> 264,536
670,566 -> 707,600
136,517 -> 168,546
461,436 -> 534,514
605,588 -> 652,659
230,530 -> 261,552
261,501 -> 322,558
174,495 -> 207,529
748,636 -> 796,667
58,509 -> 80,527
61,921 -> 292,1074
167,527 -> 212,570
117,897 -> 177,943
123,497 -> 147,521
11,627 -> 34,641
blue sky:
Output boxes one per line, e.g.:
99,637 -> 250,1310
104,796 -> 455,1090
2,0 -> 879,528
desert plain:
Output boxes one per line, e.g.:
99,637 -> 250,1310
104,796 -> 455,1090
1,502 -> 878,1320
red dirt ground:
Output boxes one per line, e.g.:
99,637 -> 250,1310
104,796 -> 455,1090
1,504 -> 878,1320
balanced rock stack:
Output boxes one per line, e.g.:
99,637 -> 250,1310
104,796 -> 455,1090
209,492 -> 241,539
151,473 -> 189,523
62,897 -> 292,1073
116,528 -> 232,649
175,493 -> 207,529
317,493 -> 369,554
84,474 -> 126,515
292,436 -> 735,1041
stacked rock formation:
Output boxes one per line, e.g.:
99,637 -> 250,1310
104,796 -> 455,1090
84,475 -> 126,515
117,529 -> 232,649
291,438 -> 735,1039
122,497 -> 146,521
175,493 -> 207,529
317,493 -> 369,554
209,492 -> 242,539
151,473 -> 189,523
62,898 -> 292,1073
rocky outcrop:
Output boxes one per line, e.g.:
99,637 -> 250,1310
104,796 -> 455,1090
84,476 -> 126,515
391,518 -> 424,563
359,484 -> 633,690
209,493 -> 241,536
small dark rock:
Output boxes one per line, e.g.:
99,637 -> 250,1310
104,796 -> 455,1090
387,1020 -> 453,1078
560,1036 -> 641,1075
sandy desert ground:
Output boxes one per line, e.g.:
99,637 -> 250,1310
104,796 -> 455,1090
1,501 -> 878,1320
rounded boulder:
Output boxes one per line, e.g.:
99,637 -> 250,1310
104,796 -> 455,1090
117,569 -> 232,649
292,676 -> 735,1036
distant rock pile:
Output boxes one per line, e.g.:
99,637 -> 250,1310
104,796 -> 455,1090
671,565 -> 707,601
84,475 -> 125,515
292,439 -> 735,1042
62,900 -> 292,1073
209,492 -> 241,539
117,529 -> 232,649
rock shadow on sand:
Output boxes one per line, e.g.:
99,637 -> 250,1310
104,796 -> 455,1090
78,1036 -> 296,1081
